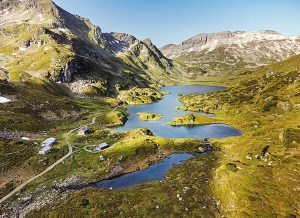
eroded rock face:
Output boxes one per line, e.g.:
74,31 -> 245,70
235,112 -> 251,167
58,60 -> 77,83
180,31 -> 235,50
102,32 -> 173,69
162,31 -> 300,58
93,26 -> 104,45
0,0 -> 58,26
161,31 -> 300,72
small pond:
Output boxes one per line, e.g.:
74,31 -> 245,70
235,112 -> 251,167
68,146 -> 212,190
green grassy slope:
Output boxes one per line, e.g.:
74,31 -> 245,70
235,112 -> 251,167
2,55 -> 298,217
177,55 -> 300,217
0,0 -> 184,101
25,130 -> 215,218
0,79 -> 124,200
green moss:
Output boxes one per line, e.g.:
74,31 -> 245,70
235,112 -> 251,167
282,128 -> 300,147
119,87 -> 165,105
100,111 -> 128,127
0,139 -> 37,173
137,112 -> 162,121
27,147 -> 216,218
167,114 -> 220,126
175,56 -> 300,217
0,70 -> 7,80
94,81 -> 107,94
25,124 -> 212,217
82,86 -> 99,96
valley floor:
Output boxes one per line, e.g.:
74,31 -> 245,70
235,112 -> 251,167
1,1 -> 299,217
0,59 -> 299,217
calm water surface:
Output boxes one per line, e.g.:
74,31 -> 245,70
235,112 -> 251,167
68,86 -> 242,190
68,147 -> 212,190
113,85 -> 242,138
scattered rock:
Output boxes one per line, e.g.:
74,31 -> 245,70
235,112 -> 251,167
176,194 -> 183,201
110,165 -> 124,176
277,101 -> 291,111
183,186 -> 190,193
246,155 -> 253,160
198,147 -> 206,152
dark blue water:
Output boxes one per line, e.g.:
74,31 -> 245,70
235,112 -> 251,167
68,147 -> 211,190
67,86 -> 242,190
113,85 -> 242,138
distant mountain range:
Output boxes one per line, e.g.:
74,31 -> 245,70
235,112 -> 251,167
161,31 -> 300,75
1,0 -> 300,94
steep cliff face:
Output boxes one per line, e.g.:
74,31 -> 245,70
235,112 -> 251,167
161,31 -> 300,75
0,0 -> 181,96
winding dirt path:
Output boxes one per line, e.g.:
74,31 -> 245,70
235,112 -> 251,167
0,104 -> 123,204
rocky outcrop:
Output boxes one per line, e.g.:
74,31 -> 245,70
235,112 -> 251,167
161,31 -> 300,59
0,0 -> 59,26
161,31 -> 300,74
55,59 -> 77,83
0,67 -> 8,81
102,32 -> 173,70
99,32 -> 178,82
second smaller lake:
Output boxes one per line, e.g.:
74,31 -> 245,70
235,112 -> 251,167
67,146 -> 212,190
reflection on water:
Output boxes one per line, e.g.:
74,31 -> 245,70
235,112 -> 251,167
66,86 -> 242,191
68,147 -> 212,190
113,85 -> 242,138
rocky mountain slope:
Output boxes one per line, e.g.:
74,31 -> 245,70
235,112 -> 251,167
161,30 -> 300,75
0,0 -> 181,96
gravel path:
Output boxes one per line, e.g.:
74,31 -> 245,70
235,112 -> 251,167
0,104 -> 123,204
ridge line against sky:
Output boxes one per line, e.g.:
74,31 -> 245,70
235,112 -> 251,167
53,0 -> 300,47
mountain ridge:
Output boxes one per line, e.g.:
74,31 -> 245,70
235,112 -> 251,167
161,30 -> 300,75
162,30 -> 300,57
0,0 -> 181,96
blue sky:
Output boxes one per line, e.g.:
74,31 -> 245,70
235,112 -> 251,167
53,0 -> 300,47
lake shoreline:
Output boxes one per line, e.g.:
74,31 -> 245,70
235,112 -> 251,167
65,144 -> 213,190
112,85 -> 242,139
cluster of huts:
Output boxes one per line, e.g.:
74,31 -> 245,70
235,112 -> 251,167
78,126 -> 110,151
38,125 -> 110,155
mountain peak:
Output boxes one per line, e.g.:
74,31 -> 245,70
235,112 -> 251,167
160,30 -> 300,74
0,0 -> 179,94
0,0 -> 58,26
161,30 -> 300,58
142,38 -> 153,45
